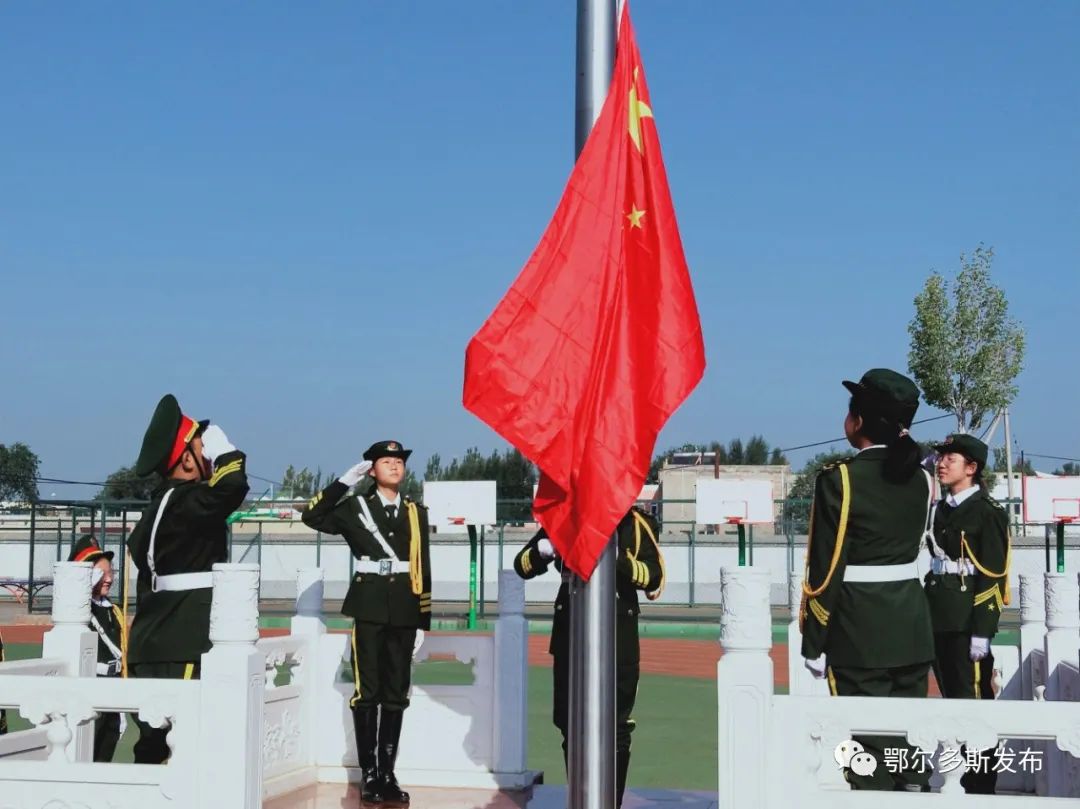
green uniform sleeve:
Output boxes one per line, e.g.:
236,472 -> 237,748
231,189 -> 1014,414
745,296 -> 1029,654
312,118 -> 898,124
617,511 -> 665,599
301,480 -> 350,535
800,465 -> 852,659
968,504 -> 1011,638
513,531 -> 551,580
181,450 -> 250,520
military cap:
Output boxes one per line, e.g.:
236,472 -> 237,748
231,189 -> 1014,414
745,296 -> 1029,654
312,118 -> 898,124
842,368 -> 921,427
135,394 -> 209,477
934,433 -> 989,469
68,535 -> 113,564
363,440 -> 412,463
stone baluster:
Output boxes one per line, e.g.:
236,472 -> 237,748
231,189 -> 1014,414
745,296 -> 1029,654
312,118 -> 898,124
493,571 -> 528,778
197,564 -> 264,809
1019,573 -> 1048,794
292,567 -> 325,770
718,566 -> 773,809
42,561 -> 97,761
1043,572 -> 1080,797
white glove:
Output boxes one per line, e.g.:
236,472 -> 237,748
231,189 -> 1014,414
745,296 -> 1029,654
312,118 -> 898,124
412,629 -> 425,660
201,425 -> 236,463
970,636 -> 990,661
804,654 -> 827,679
537,538 -> 556,560
337,461 -> 373,487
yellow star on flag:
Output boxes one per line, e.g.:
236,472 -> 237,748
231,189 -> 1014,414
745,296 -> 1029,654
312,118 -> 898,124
627,205 -> 646,229
628,67 -> 653,154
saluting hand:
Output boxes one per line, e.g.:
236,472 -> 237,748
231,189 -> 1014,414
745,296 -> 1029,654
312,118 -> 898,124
201,425 -> 236,463
338,461 -> 373,487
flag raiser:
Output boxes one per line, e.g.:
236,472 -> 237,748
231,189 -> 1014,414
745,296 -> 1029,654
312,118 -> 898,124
463,3 -> 705,579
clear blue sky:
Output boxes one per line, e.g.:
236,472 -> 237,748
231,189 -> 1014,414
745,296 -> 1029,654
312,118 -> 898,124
2,2 -> 1078,499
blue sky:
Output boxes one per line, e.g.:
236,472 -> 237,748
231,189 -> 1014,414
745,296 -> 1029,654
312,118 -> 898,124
2,2 -> 1077,498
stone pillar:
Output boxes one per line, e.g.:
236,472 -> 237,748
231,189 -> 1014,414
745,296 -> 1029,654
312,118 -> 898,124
198,563 -> 264,809
717,566 -> 773,809
292,567 -> 325,771
1019,573 -> 1048,794
1043,572 -> 1080,797
493,571 -> 528,779
42,561 -> 97,761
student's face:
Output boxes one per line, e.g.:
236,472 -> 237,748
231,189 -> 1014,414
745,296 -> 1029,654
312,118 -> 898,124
370,457 -> 405,487
937,452 -> 977,488
93,558 -> 114,598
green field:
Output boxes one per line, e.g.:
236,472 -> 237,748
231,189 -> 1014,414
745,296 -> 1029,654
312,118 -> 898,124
3,643 -> 718,790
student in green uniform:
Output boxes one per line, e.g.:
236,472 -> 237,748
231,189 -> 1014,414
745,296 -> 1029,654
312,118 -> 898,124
126,394 -> 248,764
926,433 -> 1010,794
513,506 -> 665,809
302,441 -> 431,807
69,535 -> 127,762
800,369 -> 935,791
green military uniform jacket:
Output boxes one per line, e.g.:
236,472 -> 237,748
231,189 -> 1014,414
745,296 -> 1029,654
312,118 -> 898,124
924,487 -> 1010,637
514,508 -> 665,665
126,450 -> 249,664
800,448 -> 935,668
90,600 -> 125,676
302,481 -> 432,630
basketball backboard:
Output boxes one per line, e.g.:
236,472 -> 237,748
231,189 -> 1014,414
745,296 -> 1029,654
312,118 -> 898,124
423,480 -> 497,533
1022,475 -> 1080,524
695,478 -> 774,524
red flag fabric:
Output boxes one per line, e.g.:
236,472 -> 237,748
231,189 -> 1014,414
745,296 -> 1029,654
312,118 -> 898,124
462,4 -> 705,579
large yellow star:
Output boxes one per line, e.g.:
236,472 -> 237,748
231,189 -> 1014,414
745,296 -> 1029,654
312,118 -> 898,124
627,204 -> 646,229
628,67 -> 653,154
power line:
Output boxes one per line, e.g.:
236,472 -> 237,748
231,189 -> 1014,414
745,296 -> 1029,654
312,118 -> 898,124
1025,453 -> 1080,464
779,413 -> 953,454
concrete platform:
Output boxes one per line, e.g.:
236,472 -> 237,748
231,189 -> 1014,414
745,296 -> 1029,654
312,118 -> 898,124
264,784 -> 718,809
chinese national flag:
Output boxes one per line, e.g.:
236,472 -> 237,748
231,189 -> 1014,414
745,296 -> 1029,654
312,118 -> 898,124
463,3 -> 705,579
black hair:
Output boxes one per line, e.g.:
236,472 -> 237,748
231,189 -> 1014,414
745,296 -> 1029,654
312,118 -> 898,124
848,395 -> 921,483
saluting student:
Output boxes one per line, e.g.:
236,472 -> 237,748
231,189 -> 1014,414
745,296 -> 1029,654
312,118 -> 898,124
800,369 -> 935,791
302,441 -> 431,807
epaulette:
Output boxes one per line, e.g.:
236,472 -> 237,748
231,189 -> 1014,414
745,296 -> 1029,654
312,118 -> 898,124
821,457 -> 854,472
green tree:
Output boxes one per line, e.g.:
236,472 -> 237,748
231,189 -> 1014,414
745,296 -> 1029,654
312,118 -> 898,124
784,449 -> 854,533
280,465 -> 326,498
0,443 -> 40,502
745,435 -> 769,465
1054,462 -> 1080,476
769,447 -> 788,465
97,465 -> 159,502
727,439 -> 745,465
992,448 -> 1033,475
908,245 -> 1026,432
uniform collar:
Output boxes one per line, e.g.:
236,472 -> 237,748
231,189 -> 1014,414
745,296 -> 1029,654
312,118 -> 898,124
377,490 -> 402,509
856,444 -> 887,455
92,596 -> 113,609
945,485 -> 980,508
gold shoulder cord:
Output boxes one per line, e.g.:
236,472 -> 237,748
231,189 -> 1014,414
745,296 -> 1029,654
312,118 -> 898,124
406,502 -> 423,595
633,511 -> 666,600
962,529 -> 1012,606
802,464 -> 851,598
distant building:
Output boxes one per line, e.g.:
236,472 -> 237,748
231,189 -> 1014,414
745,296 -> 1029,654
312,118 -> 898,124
658,453 -> 791,532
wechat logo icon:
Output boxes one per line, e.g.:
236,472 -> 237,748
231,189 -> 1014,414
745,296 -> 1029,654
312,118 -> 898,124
834,739 -> 878,777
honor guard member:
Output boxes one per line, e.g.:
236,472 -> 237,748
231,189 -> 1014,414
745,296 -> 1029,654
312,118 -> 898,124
69,535 -> 127,762
926,433 -> 1010,794
514,506 -> 665,809
800,369 -> 935,791
302,440 -> 431,807
126,394 -> 248,764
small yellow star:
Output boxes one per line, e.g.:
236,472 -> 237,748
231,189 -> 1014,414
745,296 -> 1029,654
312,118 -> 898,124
626,204 -> 646,229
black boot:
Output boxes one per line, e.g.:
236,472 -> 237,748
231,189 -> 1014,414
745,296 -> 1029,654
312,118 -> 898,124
616,748 -> 631,808
352,706 -> 381,805
378,710 -> 410,805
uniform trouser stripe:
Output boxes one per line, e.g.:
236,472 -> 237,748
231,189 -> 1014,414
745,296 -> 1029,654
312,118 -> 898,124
183,663 -> 195,680
974,661 -> 981,699
827,665 -> 838,696
350,626 -> 362,708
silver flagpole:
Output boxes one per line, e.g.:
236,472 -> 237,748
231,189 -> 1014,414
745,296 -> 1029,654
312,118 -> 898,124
568,4 -> 616,809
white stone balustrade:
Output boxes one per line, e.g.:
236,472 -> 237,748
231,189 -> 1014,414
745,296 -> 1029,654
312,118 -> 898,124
718,564 -> 1080,807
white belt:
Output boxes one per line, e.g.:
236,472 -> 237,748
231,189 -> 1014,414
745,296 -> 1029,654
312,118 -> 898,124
356,560 -> 410,575
844,562 -> 920,583
930,558 -> 975,576
152,572 -> 214,592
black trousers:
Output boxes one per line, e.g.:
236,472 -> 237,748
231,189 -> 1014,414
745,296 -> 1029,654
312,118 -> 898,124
933,631 -> 998,794
94,710 -> 121,762
349,621 -> 417,711
828,662 -> 931,791
129,661 -> 201,763
552,651 -> 640,757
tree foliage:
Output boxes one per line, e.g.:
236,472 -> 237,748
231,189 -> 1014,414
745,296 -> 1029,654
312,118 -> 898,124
1054,462 -> 1080,476
280,465 -> 329,499
991,448 -> 1034,476
908,246 -> 1026,432
97,465 -> 159,502
646,436 -> 789,483
0,443 -> 40,502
